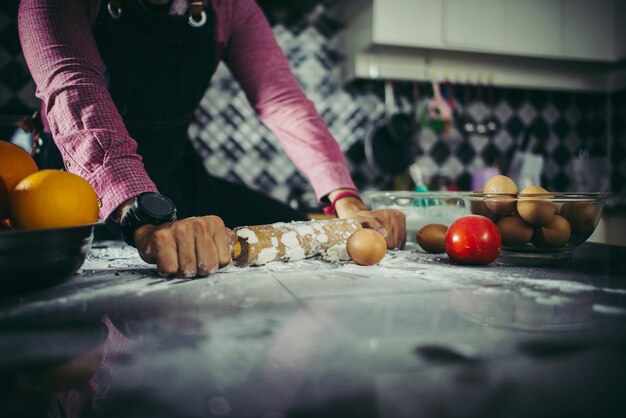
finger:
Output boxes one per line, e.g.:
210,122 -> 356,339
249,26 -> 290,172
388,220 -> 399,249
175,224 -> 197,278
154,231 -> 178,276
194,222 -> 214,276
359,217 -> 387,238
225,228 -> 238,246
135,225 -> 157,263
392,214 -> 404,249
394,211 -> 407,249
198,234 -> 220,275
398,216 -> 407,249
215,230 -> 233,268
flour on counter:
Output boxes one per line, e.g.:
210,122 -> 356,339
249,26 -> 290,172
321,244 -> 349,262
593,304 -> 626,315
76,242 -> 622,315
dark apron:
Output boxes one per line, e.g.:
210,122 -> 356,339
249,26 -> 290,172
39,0 -> 306,228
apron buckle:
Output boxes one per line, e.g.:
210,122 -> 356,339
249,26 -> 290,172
107,0 -> 122,19
188,1 -> 207,27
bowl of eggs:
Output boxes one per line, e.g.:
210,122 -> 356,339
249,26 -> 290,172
467,175 -> 610,259
364,191 -> 471,243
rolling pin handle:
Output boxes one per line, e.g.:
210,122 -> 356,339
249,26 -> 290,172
231,241 -> 242,259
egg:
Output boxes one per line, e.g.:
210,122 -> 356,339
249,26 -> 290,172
516,186 -> 555,226
483,175 -> 518,216
559,202 -> 596,235
347,229 -> 387,266
416,224 -> 448,253
497,216 -> 533,247
532,215 -> 571,248
469,190 -> 499,222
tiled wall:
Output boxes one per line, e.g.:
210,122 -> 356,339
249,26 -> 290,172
1,2 -> 623,209
0,1 -> 38,138
189,4 -> 617,209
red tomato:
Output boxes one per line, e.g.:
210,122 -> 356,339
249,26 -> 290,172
445,215 -> 502,265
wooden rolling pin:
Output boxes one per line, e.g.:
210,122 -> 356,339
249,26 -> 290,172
231,219 -> 362,266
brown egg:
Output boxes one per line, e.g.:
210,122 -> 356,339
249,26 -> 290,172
517,186 -> 555,226
497,216 -> 533,247
469,190 -> 499,222
532,215 -> 571,248
560,202 -> 596,235
484,175 -> 518,216
417,224 -> 448,253
347,229 -> 387,266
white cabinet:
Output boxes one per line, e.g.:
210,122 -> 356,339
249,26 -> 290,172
341,0 -> 626,90
443,0 -> 506,51
561,0 -> 614,61
373,0 -> 444,48
443,0 -> 562,59
346,0 -> 622,61
505,0 -> 561,57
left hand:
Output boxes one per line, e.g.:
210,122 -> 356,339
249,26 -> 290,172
330,190 -> 406,249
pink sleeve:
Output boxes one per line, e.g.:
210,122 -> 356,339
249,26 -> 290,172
18,0 -> 157,220
222,0 -> 357,201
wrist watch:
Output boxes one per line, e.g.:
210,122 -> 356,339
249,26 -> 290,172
118,192 -> 177,247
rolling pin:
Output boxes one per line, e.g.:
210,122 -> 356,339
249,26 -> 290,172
231,219 -> 361,266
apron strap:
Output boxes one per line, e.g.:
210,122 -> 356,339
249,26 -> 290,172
106,0 -> 208,27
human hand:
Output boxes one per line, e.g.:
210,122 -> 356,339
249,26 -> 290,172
133,216 -> 237,277
330,191 -> 406,249
347,209 -> 406,249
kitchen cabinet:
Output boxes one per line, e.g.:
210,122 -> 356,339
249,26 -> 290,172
341,0 -> 626,90
561,0 -> 615,61
502,0 -> 562,57
373,0 -> 444,48
443,0 -> 506,51
346,0 -> 623,61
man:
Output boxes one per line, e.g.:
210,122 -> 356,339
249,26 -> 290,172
19,0 -> 405,277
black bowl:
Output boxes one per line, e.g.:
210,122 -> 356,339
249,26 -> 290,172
0,224 -> 95,294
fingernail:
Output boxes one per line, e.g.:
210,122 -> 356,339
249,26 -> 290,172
183,271 -> 197,278
377,228 -> 388,237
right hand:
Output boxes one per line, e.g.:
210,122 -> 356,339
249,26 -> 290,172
133,216 -> 237,277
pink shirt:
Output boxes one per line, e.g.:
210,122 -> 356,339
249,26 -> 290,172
18,0 -> 356,220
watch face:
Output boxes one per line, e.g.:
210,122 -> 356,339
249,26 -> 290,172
139,193 -> 176,220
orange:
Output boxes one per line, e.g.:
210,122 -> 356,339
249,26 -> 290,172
0,141 -> 38,219
10,169 -> 99,230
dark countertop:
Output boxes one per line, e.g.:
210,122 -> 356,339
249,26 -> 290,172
2,241 -> 626,417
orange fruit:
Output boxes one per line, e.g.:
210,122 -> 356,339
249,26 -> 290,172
0,141 -> 39,219
10,169 -> 99,230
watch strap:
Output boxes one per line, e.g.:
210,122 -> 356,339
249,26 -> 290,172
117,193 -> 177,247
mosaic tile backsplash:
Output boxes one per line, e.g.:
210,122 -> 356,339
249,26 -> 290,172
1,2 -> 623,209
0,1 -> 38,138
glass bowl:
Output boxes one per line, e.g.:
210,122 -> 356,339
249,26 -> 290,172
465,192 -> 610,259
364,191 -> 471,243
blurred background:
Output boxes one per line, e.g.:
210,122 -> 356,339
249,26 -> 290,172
1,0 -> 625,243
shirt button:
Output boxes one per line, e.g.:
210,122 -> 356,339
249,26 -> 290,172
97,198 -> 102,208
65,160 -> 71,168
